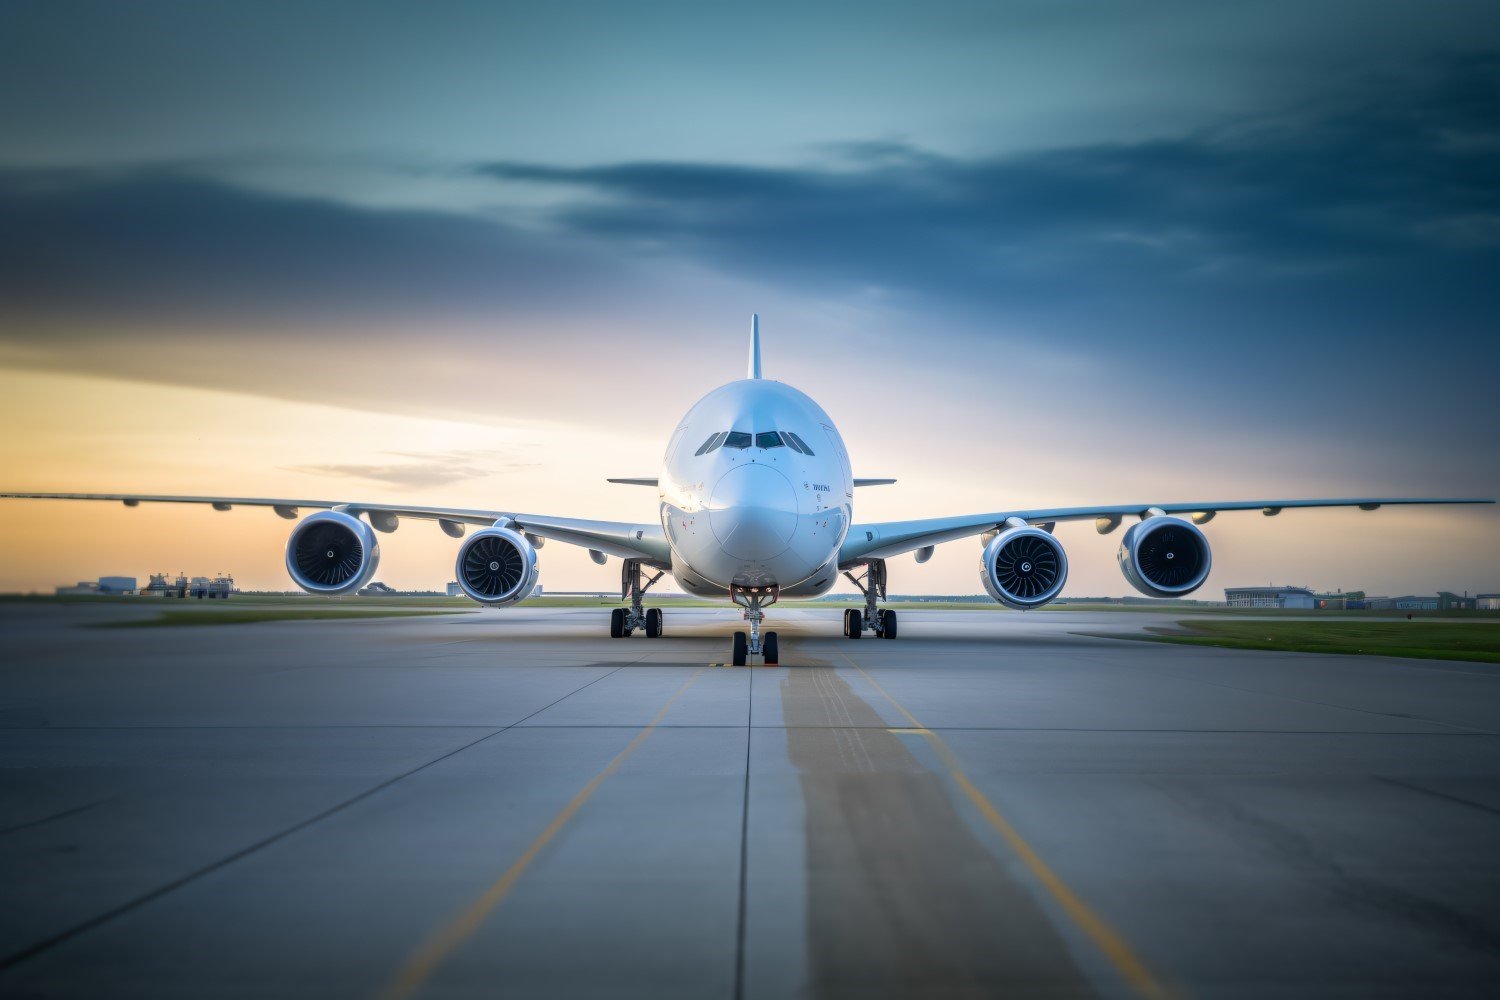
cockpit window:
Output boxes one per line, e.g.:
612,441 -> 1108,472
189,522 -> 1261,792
723,430 -> 753,450
784,431 -> 815,455
756,431 -> 785,450
693,433 -> 721,457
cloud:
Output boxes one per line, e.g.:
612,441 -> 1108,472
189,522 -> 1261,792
284,449 -> 538,490
0,166 -> 632,328
477,53 -> 1500,344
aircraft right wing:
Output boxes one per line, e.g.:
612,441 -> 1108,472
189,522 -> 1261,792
839,496 -> 1493,566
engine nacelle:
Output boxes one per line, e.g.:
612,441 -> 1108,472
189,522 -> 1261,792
285,510 -> 381,596
981,526 -> 1068,610
455,526 -> 539,607
1118,516 -> 1212,598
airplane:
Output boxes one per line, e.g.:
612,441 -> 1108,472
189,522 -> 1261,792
2,316 -> 1492,665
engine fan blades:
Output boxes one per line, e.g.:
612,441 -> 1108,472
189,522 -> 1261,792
463,535 -> 525,598
294,522 -> 365,586
993,534 -> 1062,600
1136,525 -> 1204,587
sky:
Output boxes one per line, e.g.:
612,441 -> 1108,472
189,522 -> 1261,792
1,0 -> 1497,597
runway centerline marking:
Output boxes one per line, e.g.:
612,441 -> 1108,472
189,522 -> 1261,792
839,651 -> 1174,1000
379,668 -> 706,1000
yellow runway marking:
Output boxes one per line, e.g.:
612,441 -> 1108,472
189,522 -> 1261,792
379,669 -> 705,1000
841,652 -> 1174,1000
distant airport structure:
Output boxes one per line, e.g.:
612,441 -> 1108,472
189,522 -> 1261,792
1364,592 -> 1477,611
56,575 -> 138,596
58,572 -> 235,598
1224,586 -> 1317,609
1231,586 -> 1491,611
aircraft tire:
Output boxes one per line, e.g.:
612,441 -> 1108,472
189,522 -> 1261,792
645,607 -> 662,638
881,609 -> 898,639
763,631 -> 779,665
732,631 -> 748,666
847,609 -> 863,639
610,607 -> 625,638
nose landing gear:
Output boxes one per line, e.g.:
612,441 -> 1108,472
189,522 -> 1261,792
731,584 -> 779,666
843,559 -> 898,639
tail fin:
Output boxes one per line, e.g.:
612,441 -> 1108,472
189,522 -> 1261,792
747,314 -> 762,379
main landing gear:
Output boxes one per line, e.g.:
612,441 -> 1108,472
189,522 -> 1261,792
610,559 -> 665,638
843,559 -> 898,640
730,584 -> 779,666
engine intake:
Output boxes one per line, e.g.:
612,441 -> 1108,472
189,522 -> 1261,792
285,510 -> 380,596
1118,516 -> 1212,598
455,526 -> 539,607
981,526 -> 1068,610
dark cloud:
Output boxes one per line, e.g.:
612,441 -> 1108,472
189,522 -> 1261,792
479,54 -> 1500,346
0,167 -> 629,327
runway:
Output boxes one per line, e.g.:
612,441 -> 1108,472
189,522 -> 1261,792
2,603 -> 1498,998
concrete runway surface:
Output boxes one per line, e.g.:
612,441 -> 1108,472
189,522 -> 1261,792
2,602 -> 1498,999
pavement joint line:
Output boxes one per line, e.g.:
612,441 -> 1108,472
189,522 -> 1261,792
380,667 -> 708,1000
0,798 -> 115,837
1374,775 -> 1500,819
0,726 -> 507,974
733,655 -> 753,1000
0,656 -> 643,974
838,651 -> 1175,1000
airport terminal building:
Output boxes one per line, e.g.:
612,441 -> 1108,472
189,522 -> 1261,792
1224,586 -> 1316,609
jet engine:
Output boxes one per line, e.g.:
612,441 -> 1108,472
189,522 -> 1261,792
981,525 -> 1068,609
455,525 -> 539,607
285,510 -> 381,596
1118,516 -> 1212,598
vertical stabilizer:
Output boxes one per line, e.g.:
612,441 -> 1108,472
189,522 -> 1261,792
748,314 -> 762,379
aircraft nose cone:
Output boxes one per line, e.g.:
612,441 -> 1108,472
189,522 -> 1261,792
709,464 -> 798,560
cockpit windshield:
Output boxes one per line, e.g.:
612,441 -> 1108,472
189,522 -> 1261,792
784,432 -> 815,455
694,431 -> 728,456
692,429 -> 813,455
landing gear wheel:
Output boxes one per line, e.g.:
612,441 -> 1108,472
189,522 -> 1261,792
763,631 -> 779,665
846,609 -> 863,639
609,607 -> 626,638
645,607 -> 663,638
842,608 -> 853,637
732,631 -> 748,666
880,609 -> 898,639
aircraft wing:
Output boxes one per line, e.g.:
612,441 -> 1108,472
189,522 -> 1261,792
0,492 -> 672,565
839,497 -> 1494,566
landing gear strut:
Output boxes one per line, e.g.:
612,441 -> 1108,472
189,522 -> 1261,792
611,559 -> 664,638
730,585 -> 779,666
843,559 -> 897,639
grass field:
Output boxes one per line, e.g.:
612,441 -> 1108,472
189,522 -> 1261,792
1125,620 -> 1500,664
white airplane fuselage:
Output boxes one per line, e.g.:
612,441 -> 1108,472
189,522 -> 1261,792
658,378 -> 851,598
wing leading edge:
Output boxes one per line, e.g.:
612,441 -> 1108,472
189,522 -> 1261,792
839,497 -> 1494,566
0,492 -> 671,565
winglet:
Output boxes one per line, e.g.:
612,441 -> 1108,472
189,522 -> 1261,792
748,314 -> 762,379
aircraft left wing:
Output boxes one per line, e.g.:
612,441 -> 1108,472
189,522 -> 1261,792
840,496 -> 1493,566
0,492 -> 672,565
